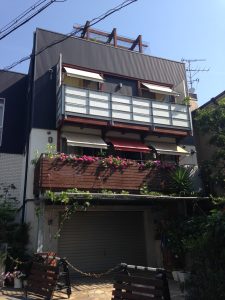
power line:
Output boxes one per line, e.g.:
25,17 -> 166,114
2,0 -> 137,71
0,0 -> 48,34
0,0 -> 67,41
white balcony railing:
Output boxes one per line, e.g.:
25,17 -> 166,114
56,85 -> 191,130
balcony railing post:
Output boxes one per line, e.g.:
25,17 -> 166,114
188,105 -> 193,134
169,103 -> 173,126
109,93 -> 113,123
62,85 -> 65,115
130,96 -> 134,121
87,90 -> 90,115
149,100 -> 153,126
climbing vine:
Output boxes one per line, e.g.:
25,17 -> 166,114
45,189 -> 92,238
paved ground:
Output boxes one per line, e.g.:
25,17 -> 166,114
0,279 -> 185,299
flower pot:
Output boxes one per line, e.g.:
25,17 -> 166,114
14,278 -> 22,289
177,271 -> 190,283
23,279 -> 28,287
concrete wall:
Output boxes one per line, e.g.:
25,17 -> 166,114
24,128 -> 57,251
179,145 -> 197,166
144,210 -> 163,267
26,128 -> 57,199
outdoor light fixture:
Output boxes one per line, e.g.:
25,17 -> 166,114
48,136 -> 53,143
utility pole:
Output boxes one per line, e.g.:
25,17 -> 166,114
181,58 -> 209,93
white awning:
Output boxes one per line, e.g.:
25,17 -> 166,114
142,82 -> 180,97
149,142 -> 189,156
63,133 -> 107,149
63,67 -> 104,83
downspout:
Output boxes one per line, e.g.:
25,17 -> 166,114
21,32 -> 37,223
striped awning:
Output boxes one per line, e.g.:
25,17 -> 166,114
149,142 -> 189,156
142,82 -> 180,97
63,133 -> 107,149
108,138 -> 150,153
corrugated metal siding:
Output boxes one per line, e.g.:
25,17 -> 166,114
32,28 -> 187,129
35,28 -> 186,85
58,211 -> 146,274
103,75 -> 137,96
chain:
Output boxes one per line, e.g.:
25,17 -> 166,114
8,254 -> 120,279
65,259 -> 120,278
7,254 -> 32,265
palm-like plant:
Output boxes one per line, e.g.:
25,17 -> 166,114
170,167 -> 193,196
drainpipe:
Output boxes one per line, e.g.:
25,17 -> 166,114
21,33 -> 36,224
21,135 -> 31,223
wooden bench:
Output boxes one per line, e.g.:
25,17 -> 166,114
112,263 -> 171,300
24,252 -> 71,300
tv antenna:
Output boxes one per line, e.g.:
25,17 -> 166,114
181,58 -> 209,93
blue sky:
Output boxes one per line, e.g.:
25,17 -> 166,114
0,0 -> 224,106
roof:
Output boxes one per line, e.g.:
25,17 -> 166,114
198,90 -> 225,110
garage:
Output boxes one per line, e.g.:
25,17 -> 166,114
58,211 -> 147,274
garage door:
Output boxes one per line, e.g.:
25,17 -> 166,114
58,211 -> 146,274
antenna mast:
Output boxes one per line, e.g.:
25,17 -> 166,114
181,58 -> 209,93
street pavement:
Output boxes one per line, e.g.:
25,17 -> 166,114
0,279 -> 185,299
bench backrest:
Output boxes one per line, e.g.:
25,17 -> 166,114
25,253 -> 59,300
25,261 -> 59,300
112,264 -> 171,300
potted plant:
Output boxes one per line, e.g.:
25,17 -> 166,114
3,268 -> 26,289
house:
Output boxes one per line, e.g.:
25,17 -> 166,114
194,90 -> 225,196
1,26 -> 199,272
0,70 -> 27,211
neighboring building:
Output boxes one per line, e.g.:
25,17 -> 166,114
188,92 -> 199,112
0,71 -> 27,207
194,90 -> 225,195
1,27 -> 199,271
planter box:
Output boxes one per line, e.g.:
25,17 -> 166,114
34,156 -> 172,195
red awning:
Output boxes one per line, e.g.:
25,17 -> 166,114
108,138 -> 150,153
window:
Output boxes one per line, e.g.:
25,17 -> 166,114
141,82 -> 178,103
63,76 -> 99,91
158,154 -> 178,163
0,98 -> 5,146
62,67 -> 103,91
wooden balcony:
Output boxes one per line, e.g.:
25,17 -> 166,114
33,155 -> 173,195
56,85 -> 192,131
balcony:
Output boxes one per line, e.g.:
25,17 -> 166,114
56,85 -> 192,131
33,155 -> 173,195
